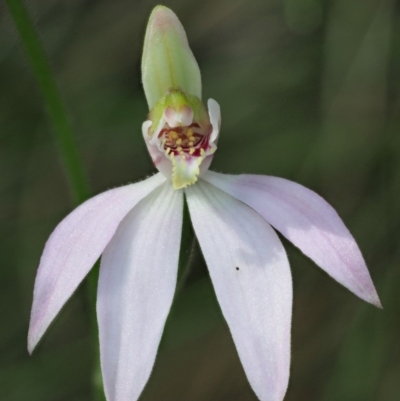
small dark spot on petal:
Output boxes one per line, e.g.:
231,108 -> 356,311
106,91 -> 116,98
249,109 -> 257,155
236,267 -> 239,271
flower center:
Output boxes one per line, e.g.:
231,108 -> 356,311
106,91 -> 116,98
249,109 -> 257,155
160,123 -> 212,159
143,89 -> 220,190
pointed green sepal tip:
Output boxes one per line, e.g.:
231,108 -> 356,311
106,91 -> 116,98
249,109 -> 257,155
141,6 -> 202,109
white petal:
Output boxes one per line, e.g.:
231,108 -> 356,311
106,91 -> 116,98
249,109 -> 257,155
203,171 -> 381,307
97,182 -> 183,401
28,173 -> 166,353
186,180 -> 292,401
208,98 -> 221,143
141,120 -> 153,141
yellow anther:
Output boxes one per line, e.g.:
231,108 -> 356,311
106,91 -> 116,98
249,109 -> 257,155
170,131 -> 178,139
187,128 -> 193,137
181,155 -> 186,160
189,141 -> 194,146
176,138 -> 182,145
189,148 -> 195,154
165,147 -> 170,155
200,148 -> 205,156
177,146 -> 182,152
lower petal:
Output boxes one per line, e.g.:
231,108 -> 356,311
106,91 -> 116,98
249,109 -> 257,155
97,182 -> 183,401
203,171 -> 381,307
186,180 -> 292,401
28,173 -> 166,353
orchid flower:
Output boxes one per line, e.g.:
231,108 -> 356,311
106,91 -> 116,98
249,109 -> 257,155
28,6 -> 381,401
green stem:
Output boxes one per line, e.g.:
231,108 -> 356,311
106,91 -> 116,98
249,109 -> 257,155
5,0 -> 102,398
175,196 -> 196,297
5,0 -> 88,204
159,196 -> 195,352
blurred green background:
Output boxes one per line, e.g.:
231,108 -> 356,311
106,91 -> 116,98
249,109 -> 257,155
1,0 -> 400,400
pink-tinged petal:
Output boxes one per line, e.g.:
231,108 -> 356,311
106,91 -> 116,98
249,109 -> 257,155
186,180 -> 292,401
203,171 -> 381,307
97,182 -> 183,401
208,98 -> 221,142
28,173 -> 166,353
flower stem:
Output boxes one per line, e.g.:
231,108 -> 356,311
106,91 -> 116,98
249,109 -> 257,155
5,0 -> 102,398
176,196 -> 196,296
159,196 -> 195,352
5,0 -> 88,204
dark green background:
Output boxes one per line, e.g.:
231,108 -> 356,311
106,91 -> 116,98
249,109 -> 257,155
1,0 -> 399,400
